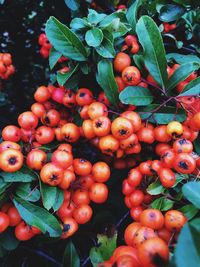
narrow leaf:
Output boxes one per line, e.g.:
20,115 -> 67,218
96,37 -> 115,58
15,183 -> 40,202
57,64 -> 79,86
182,182 -> 200,209
45,16 -> 88,61
126,0 -> 143,33
97,59 -> 119,107
119,86 -> 153,106
63,241 -> 80,267
179,76 -> 200,96
13,196 -> 61,237
49,47 -> 62,70
167,63 -> 199,91
136,16 -> 168,88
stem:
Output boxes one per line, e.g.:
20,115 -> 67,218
141,78 -> 167,96
116,211 -> 130,229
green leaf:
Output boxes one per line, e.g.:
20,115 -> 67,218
0,166 -> 37,182
97,59 -> 119,107
147,181 -> 165,195
174,223 -> 200,267
136,16 -> 168,88
0,228 -> 19,251
179,205 -> 199,221
126,0 -> 143,33
49,47 -> 62,70
40,182 -> 64,212
159,4 -> 185,22
0,177 -> 11,194
151,197 -> 174,211
190,217 -> 200,233
13,196 -> 61,237
99,11 -> 126,27
95,37 -> 115,58
57,64 -> 79,86
15,183 -> 40,202
64,0 -> 80,11
90,233 -> 117,267
87,9 -> 106,25
63,241 -> 80,267
179,76 -> 200,96
182,181 -> 200,209
194,135 -> 200,155
167,53 -> 200,65
103,19 -> 130,39
137,105 -> 186,124
133,54 -> 146,73
119,86 -> 153,106
85,28 -> 103,47
167,62 -> 200,91
70,18 -> 89,30
45,16 -> 88,61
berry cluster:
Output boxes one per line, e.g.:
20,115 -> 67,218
0,53 -> 15,80
38,33 -> 52,58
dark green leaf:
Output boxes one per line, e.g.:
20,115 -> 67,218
85,28 -> 103,47
0,228 -> 19,251
96,37 -> 115,58
90,233 -> 117,267
126,0 -> 143,33
179,205 -> 199,221
104,19 -> 130,39
40,182 -> 64,212
99,11 -> 126,27
167,53 -> 200,65
49,47 -> 62,70
0,177 -> 11,194
151,197 -> 174,211
174,223 -> 200,267
45,16 -> 88,61
182,182 -> 200,209
15,183 -> 40,202
190,217 -> 200,233
0,166 -> 37,182
57,64 -> 79,86
179,76 -> 200,96
167,62 -> 199,91
63,241 -> 80,267
137,105 -> 186,124
97,59 -> 119,107
159,4 -> 185,22
133,54 -> 146,73
119,86 -> 153,106
64,0 -> 80,11
194,135 -> 200,155
136,16 -> 168,88
13,196 -> 61,237
147,181 -> 165,195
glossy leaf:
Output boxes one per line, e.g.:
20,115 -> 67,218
63,241 -> 80,267
88,9 -> 106,25
159,4 -> 185,22
167,53 -> 200,65
174,223 -> 200,267
95,37 -> 115,58
179,76 -> 200,96
40,182 -> 64,212
15,183 -> 40,202
167,62 -> 199,91
126,0 -> 143,33
136,16 -> 168,88
49,47 -> 62,70
45,16 -> 88,61
137,105 -> 186,124
0,177 -> 11,194
90,233 -> 117,267
182,182 -> 200,209
85,28 -> 103,47
70,18 -> 89,30
13,196 -> 61,237
119,86 -> 153,106
0,166 -> 37,182
97,59 -> 119,107
147,181 -> 165,195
